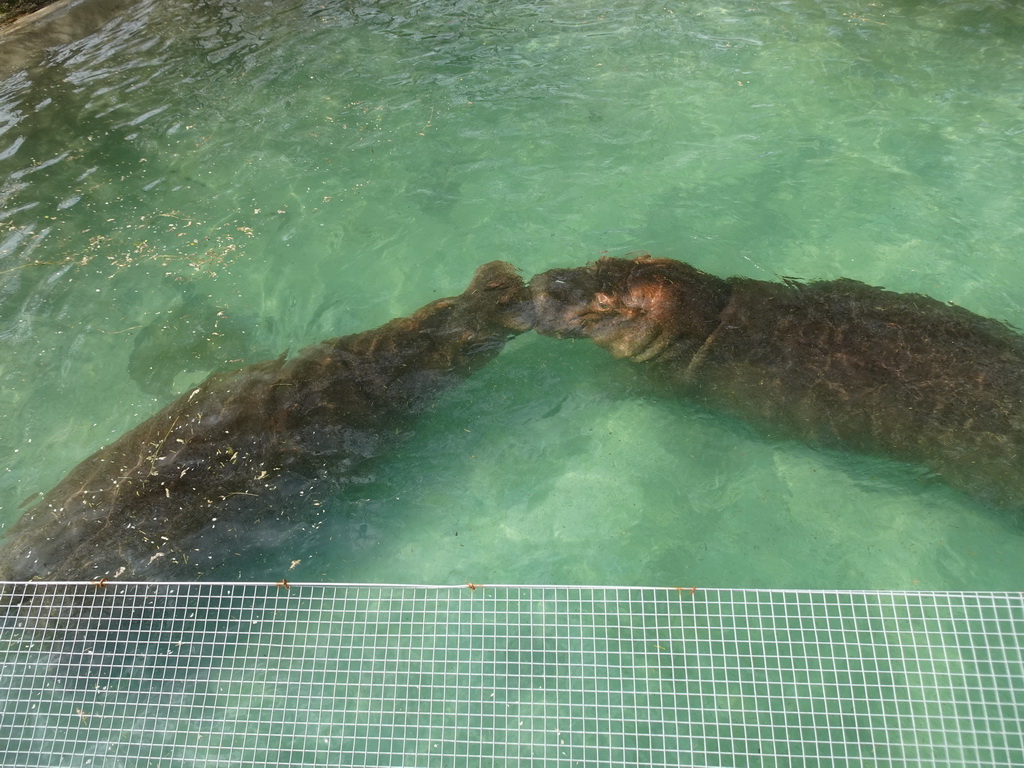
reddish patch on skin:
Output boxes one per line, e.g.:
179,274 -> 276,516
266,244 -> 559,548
625,280 -> 671,310
595,279 -> 683,360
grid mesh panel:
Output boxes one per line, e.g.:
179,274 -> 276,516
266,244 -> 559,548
1,583 -> 1021,767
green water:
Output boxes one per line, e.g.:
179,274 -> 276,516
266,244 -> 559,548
1,0 -> 1023,590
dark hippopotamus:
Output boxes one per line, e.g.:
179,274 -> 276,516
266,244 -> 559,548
530,255 -> 1024,511
0,261 -> 533,583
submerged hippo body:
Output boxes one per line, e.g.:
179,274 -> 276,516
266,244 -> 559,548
531,256 -> 1024,510
1,261 -> 532,582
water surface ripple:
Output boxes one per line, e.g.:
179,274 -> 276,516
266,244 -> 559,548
1,0 -> 1023,589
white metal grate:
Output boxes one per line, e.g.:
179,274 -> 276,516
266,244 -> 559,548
1,583 -> 1022,767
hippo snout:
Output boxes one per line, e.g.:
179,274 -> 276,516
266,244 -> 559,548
528,268 -> 597,339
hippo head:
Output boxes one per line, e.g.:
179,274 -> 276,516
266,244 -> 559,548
458,260 -> 536,334
415,260 -> 534,341
393,260 -> 535,377
529,255 -> 731,362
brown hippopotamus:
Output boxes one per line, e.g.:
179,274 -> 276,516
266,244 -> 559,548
530,255 -> 1024,511
0,261 -> 532,583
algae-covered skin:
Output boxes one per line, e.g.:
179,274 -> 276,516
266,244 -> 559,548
1,261 -> 533,582
531,255 -> 1024,511
0,1 -> 53,28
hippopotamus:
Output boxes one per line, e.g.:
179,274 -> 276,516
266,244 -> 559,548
0,261 -> 532,583
530,255 -> 1024,511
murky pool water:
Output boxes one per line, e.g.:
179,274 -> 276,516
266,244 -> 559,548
2,0 -> 1023,589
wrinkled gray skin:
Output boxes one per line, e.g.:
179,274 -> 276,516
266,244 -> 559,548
531,255 -> 1024,511
1,261 -> 533,583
